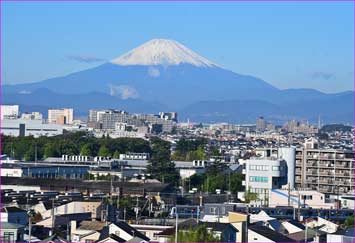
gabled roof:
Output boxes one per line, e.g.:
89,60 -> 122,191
113,221 -> 150,242
284,219 -> 306,230
204,222 -> 238,232
42,234 -> 67,242
108,233 -> 126,242
249,224 -> 296,242
287,228 -> 326,242
98,226 -> 128,242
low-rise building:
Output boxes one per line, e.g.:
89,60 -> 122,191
269,189 -> 336,209
1,207 -> 28,225
0,222 -> 25,243
1,119 -> 63,137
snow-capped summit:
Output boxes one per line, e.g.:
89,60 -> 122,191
111,39 -> 217,67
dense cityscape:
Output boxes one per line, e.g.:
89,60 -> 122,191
1,104 -> 354,242
2,2 -> 354,242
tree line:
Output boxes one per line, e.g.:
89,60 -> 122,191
1,132 -> 244,191
1,131 -> 151,161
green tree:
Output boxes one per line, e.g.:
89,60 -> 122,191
113,150 -> 121,159
170,225 -> 220,242
345,215 -> 354,227
58,140 -> 79,155
174,137 -> 208,161
80,144 -> 92,156
147,137 -> 180,185
24,149 -> 35,161
244,187 -> 258,203
230,173 -> 243,195
98,145 -> 110,157
43,143 -> 59,158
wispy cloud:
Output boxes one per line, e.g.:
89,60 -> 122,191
109,84 -> 139,99
309,71 -> 336,80
67,55 -> 106,63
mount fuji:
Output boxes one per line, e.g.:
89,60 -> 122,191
3,39 -> 354,123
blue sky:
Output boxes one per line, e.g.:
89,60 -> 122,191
2,1 -> 354,93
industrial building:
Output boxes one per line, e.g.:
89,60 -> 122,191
1,119 -> 63,137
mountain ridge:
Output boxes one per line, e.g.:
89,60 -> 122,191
3,38 -> 353,123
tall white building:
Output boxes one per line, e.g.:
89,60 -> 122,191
48,108 -> 73,125
1,105 -> 19,120
242,158 -> 288,206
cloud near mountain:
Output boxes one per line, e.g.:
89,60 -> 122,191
3,39 -> 353,124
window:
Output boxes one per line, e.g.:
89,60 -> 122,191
272,166 -> 280,171
302,195 -> 313,200
249,176 -> 268,183
249,165 -> 269,171
3,232 -> 15,243
210,207 -> 216,214
221,207 -> 226,215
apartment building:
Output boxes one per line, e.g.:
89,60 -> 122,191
88,109 -> 176,133
256,141 -> 354,195
295,148 -> 354,194
48,108 -> 74,125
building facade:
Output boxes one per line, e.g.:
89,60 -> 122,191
255,146 -> 355,195
1,105 -> 19,120
48,108 -> 73,125
295,148 -> 354,194
242,158 -> 288,205
1,119 -> 63,137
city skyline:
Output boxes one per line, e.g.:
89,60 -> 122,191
2,1 -> 354,93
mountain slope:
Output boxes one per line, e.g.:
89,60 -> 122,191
3,38 -> 353,123
111,39 -> 217,67
3,63 -> 279,107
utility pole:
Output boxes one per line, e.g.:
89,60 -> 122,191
51,198 -> 55,236
135,196 -> 139,224
148,193 -> 151,218
106,197 -> 109,225
175,207 -> 178,243
288,183 -> 291,207
28,211 -> 32,243
196,206 -> 200,223
66,223 -> 70,242
117,188 -> 120,222
297,191 -> 301,221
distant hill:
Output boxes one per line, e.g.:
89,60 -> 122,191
3,39 -> 353,123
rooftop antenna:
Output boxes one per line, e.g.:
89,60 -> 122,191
318,115 -> 321,129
